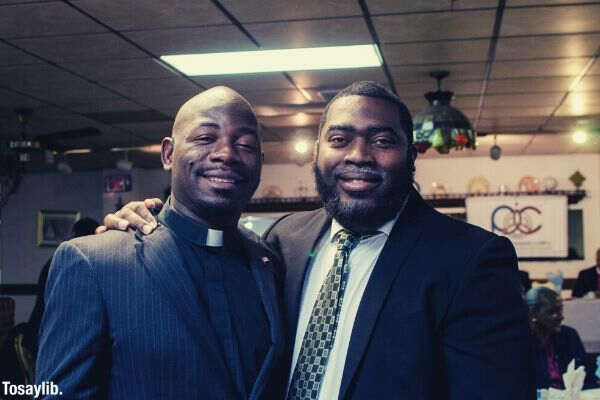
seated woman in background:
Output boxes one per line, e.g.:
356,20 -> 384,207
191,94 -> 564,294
525,287 -> 597,390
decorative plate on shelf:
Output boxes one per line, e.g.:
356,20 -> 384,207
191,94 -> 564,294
541,176 -> 558,191
517,176 -> 540,192
467,176 -> 490,194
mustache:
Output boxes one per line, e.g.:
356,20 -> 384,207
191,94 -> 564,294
193,166 -> 248,180
333,165 -> 382,180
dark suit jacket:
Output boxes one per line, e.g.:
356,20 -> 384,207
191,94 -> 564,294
265,189 -> 535,400
572,266 -> 598,298
533,325 -> 597,390
36,225 -> 285,400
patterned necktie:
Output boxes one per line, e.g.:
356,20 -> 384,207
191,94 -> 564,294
288,229 -> 359,400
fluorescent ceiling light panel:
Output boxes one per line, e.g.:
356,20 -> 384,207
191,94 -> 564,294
160,44 -> 382,76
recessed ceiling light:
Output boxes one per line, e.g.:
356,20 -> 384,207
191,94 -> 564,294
160,44 -> 382,76
294,139 -> 310,154
572,130 -> 587,144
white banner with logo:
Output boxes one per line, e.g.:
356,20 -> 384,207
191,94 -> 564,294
466,195 -> 568,258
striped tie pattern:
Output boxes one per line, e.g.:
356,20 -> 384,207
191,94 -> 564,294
288,229 -> 359,400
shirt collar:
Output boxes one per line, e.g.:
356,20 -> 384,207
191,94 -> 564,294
158,198 -> 241,251
328,194 -> 408,242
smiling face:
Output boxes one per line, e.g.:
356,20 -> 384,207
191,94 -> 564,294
314,95 -> 415,233
161,87 -> 261,227
534,292 -> 564,335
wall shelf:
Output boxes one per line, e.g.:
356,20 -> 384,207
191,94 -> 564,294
245,189 -> 586,213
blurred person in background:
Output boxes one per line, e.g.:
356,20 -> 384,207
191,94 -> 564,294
572,248 -> 600,298
525,286 -> 597,390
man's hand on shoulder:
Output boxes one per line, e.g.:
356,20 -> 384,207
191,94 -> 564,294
96,198 -> 163,235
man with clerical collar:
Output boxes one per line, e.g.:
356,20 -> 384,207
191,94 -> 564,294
104,81 -> 534,399
35,87 -> 285,399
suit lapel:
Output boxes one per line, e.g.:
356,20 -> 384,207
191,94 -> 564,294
284,209 -> 331,340
135,227 -> 230,375
338,191 -> 427,399
244,241 -> 283,400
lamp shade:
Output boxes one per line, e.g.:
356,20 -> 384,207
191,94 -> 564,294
412,71 -> 476,154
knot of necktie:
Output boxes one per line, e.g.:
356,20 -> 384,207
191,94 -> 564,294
335,229 -> 359,253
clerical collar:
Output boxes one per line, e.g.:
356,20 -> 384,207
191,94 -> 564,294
329,193 -> 408,242
157,199 -> 241,251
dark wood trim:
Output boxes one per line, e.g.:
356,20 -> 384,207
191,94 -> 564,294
0,284 -> 39,296
245,190 -> 586,212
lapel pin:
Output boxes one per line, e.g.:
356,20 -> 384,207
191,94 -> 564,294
262,256 -> 270,265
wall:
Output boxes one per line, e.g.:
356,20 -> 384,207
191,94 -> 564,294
0,170 -> 104,324
0,168 -> 170,324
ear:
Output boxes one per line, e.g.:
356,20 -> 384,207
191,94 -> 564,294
161,137 -> 174,171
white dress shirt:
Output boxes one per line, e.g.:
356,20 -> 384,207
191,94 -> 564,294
288,211 -> 401,400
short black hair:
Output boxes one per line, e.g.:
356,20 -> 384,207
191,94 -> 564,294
71,217 -> 100,238
318,81 -> 413,145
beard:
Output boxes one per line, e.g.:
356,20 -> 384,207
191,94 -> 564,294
313,161 -> 414,233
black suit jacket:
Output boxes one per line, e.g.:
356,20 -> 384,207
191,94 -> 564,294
36,226 -> 285,399
572,266 -> 598,298
265,189 -> 535,400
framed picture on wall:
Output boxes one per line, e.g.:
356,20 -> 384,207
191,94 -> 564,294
37,210 -> 81,247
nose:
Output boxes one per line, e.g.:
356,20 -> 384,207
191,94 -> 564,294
209,140 -> 238,164
344,137 -> 374,165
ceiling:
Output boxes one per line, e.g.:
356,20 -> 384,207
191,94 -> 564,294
1,0 -> 600,171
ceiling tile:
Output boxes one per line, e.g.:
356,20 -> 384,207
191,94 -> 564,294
588,61 -> 600,75
241,89 -> 311,106
563,91 -> 600,107
390,63 -> 487,83
491,58 -> 590,78
0,87 -> 43,113
367,0 -> 498,14
496,34 -> 600,60
481,106 -> 555,117
137,93 -> 200,117
126,25 -> 255,56
67,58 -> 175,81
373,10 -> 496,43
477,116 -> 546,130
74,0 -> 229,31
0,2 -> 106,38
520,133 -> 600,155
118,121 -> 173,141
103,77 -> 199,103
396,80 -> 483,97
194,73 -> 295,91
502,4 -> 600,36
10,33 -> 146,63
574,74 -> 600,92
246,18 -> 371,48
218,0 -> 362,22
556,95 -> 600,117
382,39 -> 489,65
0,41 -> 42,66
0,64 -> 118,105
288,68 -> 388,90
68,98 -> 148,114
476,92 -> 565,107
508,0 -> 599,5
487,77 -> 573,93
447,94 -> 481,109
259,113 -> 321,128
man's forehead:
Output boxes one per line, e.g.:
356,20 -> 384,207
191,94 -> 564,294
325,95 -> 401,126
